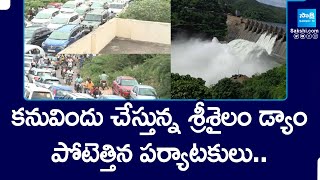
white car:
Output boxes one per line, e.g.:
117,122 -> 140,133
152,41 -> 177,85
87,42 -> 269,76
130,85 -> 158,100
75,4 -> 91,20
60,1 -> 82,13
47,12 -> 81,30
31,8 -> 60,26
28,68 -> 52,83
24,86 -> 54,100
108,2 -> 126,14
25,44 -> 46,56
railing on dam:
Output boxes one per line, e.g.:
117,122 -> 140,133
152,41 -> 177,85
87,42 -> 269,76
237,18 -> 286,64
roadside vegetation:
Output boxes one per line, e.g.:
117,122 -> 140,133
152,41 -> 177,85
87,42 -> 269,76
171,65 -> 286,99
119,0 -> 170,23
80,54 -> 171,98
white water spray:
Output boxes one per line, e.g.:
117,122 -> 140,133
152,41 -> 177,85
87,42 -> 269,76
171,34 -> 280,85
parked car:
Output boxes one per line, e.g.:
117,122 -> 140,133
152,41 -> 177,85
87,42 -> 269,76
112,76 -> 138,98
61,92 -> 94,100
24,61 -> 32,76
31,8 -> 60,26
60,1 -> 82,13
48,85 -> 73,100
28,68 -> 52,83
42,24 -> 85,54
47,2 -> 64,9
75,4 -> 91,21
96,95 -> 126,100
130,85 -> 158,100
81,9 -> 109,29
25,26 -> 52,46
108,2 -> 126,15
24,86 -> 54,100
90,1 -> 109,10
25,44 -> 46,56
35,75 -> 61,89
47,12 -> 81,30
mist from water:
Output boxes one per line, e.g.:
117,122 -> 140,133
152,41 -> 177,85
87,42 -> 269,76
171,35 -> 280,86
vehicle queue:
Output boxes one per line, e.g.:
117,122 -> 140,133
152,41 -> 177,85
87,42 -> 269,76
24,0 -> 159,100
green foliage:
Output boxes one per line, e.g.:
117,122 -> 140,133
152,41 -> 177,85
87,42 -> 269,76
119,0 -> 170,23
171,73 -> 212,99
224,0 -> 286,23
211,78 -> 243,99
172,0 -> 228,40
171,65 -> 286,99
81,55 -> 171,99
25,0 -> 68,10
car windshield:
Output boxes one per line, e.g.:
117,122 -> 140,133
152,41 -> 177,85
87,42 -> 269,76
110,4 -> 124,9
24,27 -> 38,38
31,92 -> 52,100
76,8 -> 86,15
35,12 -> 52,19
56,90 -> 71,96
51,16 -> 69,24
84,14 -> 102,21
49,31 -> 70,40
45,80 -> 60,85
91,2 -> 103,8
24,63 -> 31,67
138,88 -> 156,96
62,3 -> 76,9
120,79 -> 138,86
37,72 -> 51,76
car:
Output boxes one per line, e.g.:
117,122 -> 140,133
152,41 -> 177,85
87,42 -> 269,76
47,12 -> 81,30
24,86 -> 54,100
130,85 -> 158,100
24,61 -> 33,76
60,1 -> 82,13
47,2 -> 64,9
28,68 -> 52,83
90,1 -> 109,10
75,4 -> 91,21
25,18 -> 32,27
25,44 -> 46,56
24,26 -> 52,46
112,76 -> 139,98
31,8 -> 60,26
42,24 -> 85,54
24,76 -> 29,86
108,2 -> 126,15
48,85 -> 73,100
25,55 -> 36,68
38,64 -> 56,76
81,9 -> 109,29
35,75 -> 61,89
96,95 -> 126,100
61,92 -> 94,100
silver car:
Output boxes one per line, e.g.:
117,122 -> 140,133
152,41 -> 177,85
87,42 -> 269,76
130,85 -> 158,100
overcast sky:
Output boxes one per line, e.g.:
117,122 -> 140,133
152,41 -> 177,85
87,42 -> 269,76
256,0 -> 286,8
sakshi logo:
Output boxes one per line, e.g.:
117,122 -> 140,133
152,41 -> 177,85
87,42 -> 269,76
298,9 -> 316,27
0,0 -> 10,10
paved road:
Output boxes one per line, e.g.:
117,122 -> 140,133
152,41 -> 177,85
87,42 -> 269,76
56,65 -> 112,95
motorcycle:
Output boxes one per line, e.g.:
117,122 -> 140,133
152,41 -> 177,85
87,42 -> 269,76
75,83 -> 83,93
100,80 -> 107,90
66,74 -> 73,86
61,67 -> 67,79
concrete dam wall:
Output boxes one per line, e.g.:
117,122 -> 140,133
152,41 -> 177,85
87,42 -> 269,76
226,15 -> 286,64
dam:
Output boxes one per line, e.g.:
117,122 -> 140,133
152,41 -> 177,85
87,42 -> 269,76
226,15 -> 286,64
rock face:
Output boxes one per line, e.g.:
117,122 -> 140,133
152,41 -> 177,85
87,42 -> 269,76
230,74 -> 249,84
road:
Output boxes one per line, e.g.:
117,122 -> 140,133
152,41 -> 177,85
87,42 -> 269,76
56,65 -> 112,95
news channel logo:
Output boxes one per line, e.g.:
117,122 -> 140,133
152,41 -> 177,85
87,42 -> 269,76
0,0 -> 10,10
298,9 -> 316,28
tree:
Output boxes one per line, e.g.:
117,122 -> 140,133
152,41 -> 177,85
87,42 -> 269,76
119,0 -> 170,23
211,78 -> 243,99
172,0 -> 228,40
171,73 -> 212,99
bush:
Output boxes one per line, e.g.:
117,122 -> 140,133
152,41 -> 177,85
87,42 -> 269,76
119,0 -> 171,23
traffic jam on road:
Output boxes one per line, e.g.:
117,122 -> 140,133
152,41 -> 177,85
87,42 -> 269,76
24,51 -> 159,100
25,0 -> 130,54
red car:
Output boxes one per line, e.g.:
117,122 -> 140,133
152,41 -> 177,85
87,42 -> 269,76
46,2 -> 63,9
112,76 -> 139,98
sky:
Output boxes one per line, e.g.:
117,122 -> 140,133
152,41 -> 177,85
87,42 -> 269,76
256,0 -> 286,8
